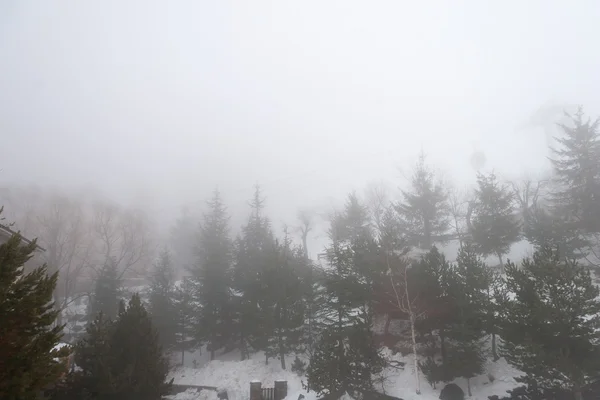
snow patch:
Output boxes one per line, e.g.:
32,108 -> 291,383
165,389 -> 219,400
170,349 -> 522,400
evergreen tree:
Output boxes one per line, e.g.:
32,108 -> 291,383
306,194 -> 384,395
265,232 -> 306,369
110,294 -> 171,400
299,257 -> 326,361
550,107 -> 600,235
378,206 -> 422,394
483,268 -> 505,362
524,204 -> 588,261
414,246 -> 453,368
148,248 -> 177,352
189,189 -> 233,360
445,245 -> 487,395
70,312 -> 115,399
232,185 -> 277,360
333,193 -> 384,319
396,151 -> 450,249
306,321 -> 384,397
173,277 -> 197,366
468,172 -> 521,266
70,295 -> 171,400
90,257 -> 120,320
500,247 -> 600,400
0,232 -> 69,400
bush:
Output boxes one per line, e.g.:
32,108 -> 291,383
419,357 -> 443,389
440,383 -> 465,400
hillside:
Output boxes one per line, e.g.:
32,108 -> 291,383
166,347 -> 522,400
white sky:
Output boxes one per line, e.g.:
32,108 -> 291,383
2,1 -> 600,253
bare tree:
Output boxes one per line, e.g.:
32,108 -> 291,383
295,208 -> 317,260
364,180 -> 391,234
36,194 -> 95,322
92,201 -> 153,281
447,186 -> 469,249
510,176 -> 547,221
385,252 -> 424,395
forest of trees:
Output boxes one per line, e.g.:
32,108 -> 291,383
2,107 -> 600,400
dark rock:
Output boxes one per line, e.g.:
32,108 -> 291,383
440,383 -> 465,400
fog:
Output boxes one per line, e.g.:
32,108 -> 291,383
2,1 -> 600,257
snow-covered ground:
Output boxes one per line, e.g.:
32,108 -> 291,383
167,347 -> 522,400
61,285 -> 524,400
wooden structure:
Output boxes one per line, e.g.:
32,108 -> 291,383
250,381 -> 287,400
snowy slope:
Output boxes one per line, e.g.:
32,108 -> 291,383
169,352 -> 308,400
168,348 -> 522,400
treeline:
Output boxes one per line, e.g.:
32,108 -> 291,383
134,107 -> 600,399
2,107 -> 600,400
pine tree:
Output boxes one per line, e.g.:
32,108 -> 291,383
0,232 -> 70,400
148,248 -> 177,352
306,328 -> 346,396
70,312 -> 115,399
299,257 -> 326,361
189,189 -> 233,360
232,185 -> 277,360
265,232 -> 306,369
306,320 -> 384,397
109,294 -> 171,400
524,204 -> 588,261
333,193 -> 384,318
306,194 -> 384,396
468,172 -> 521,266
500,247 -> 600,400
483,268 -> 505,362
378,206 -> 422,394
173,277 -> 197,366
69,295 -> 171,400
90,257 -> 120,321
445,245 -> 488,395
396,151 -> 450,249
414,246 -> 453,368
550,107 -> 600,235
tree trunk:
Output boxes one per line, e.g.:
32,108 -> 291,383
409,311 -> 421,395
491,333 -> 499,361
384,314 -> 391,336
278,325 -> 286,370
467,377 -> 472,396
210,348 -> 215,361
497,253 -> 503,270
424,220 -> 432,250
573,381 -> 583,400
302,232 -> 309,261
54,292 -> 63,327
240,332 -> 246,361
440,332 -> 447,364
181,349 -> 185,366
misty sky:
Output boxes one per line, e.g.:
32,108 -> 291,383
2,1 -> 600,250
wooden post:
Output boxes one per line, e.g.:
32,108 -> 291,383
274,381 -> 287,400
250,381 -> 262,400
